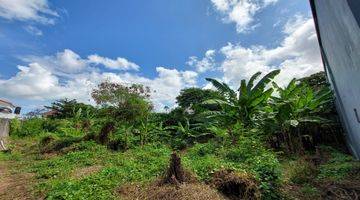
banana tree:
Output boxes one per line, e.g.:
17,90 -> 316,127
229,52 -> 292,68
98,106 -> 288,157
202,70 -> 280,144
271,79 -> 333,152
169,118 -> 212,143
203,70 -> 280,128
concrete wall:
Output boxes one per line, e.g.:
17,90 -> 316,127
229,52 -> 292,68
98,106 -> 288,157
0,119 -> 9,151
312,0 -> 360,158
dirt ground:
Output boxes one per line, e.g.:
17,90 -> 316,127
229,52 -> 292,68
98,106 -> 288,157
0,160 -> 35,200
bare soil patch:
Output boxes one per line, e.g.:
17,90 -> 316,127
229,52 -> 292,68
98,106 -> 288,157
0,161 -> 35,200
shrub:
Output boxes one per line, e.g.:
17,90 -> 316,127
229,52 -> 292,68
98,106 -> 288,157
10,118 -> 45,137
185,142 -> 218,158
42,119 -> 71,133
9,118 -> 21,136
40,136 -> 83,153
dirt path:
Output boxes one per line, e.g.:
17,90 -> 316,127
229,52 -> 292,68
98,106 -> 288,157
0,160 -> 34,200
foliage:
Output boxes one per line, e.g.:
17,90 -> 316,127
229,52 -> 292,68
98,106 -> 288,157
176,87 -> 222,112
45,99 -> 96,119
3,71 -> 351,200
285,158 -> 317,184
168,118 -> 211,149
270,79 -> 333,152
29,142 -> 171,200
10,117 -> 44,137
298,71 -> 329,91
91,82 -> 152,124
184,136 -> 281,199
204,70 -> 280,129
317,148 -> 360,181
272,79 -> 332,127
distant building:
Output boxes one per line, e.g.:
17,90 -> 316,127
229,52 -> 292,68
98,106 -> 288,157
0,99 -> 21,151
310,0 -> 360,159
42,110 -> 58,118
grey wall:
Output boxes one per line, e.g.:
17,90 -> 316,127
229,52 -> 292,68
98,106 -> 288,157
0,119 -> 9,138
0,119 -> 9,151
313,0 -> 360,158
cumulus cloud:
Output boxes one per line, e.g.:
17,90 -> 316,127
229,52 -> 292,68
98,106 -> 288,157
23,49 -> 140,75
23,49 -> 87,74
87,54 -> 139,71
0,60 -> 198,111
211,0 -> 278,33
187,50 -> 216,73
219,16 -> 323,87
0,0 -> 58,24
0,63 -> 68,100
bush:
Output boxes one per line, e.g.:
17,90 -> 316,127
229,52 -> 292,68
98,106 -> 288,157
42,119 -> 70,133
9,118 -> 21,136
184,137 -> 281,199
185,142 -> 219,157
10,118 -> 45,137
40,136 -> 83,153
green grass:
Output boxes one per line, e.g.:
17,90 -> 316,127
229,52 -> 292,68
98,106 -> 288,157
2,136 -> 359,200
317,148 -> 360,181
28,142 -> 171,200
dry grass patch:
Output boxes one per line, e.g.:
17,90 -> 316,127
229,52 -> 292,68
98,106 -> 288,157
118,182 -> 226,200
72,165 -> 103,179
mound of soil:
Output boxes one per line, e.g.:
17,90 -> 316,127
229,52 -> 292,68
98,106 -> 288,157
118,182 -> 226,200
210,169 -> 260,200
119,152 -> 225,200
160,152 -> 197,185
321,181 -> 360,200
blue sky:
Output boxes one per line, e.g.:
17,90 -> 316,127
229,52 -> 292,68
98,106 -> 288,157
0,0 -> 323,112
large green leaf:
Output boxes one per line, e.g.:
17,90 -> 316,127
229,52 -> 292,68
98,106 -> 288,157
247,71 -> 262,93
205,78 -> 236,100
249,88 -> 274,108
239,79 -> 248,97
252,69 -> 280,92
202,99 -> 236,108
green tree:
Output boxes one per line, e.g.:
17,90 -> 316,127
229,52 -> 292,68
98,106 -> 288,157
203,70 -> 280,143
45,99 -> 96,119
204,70 -> 280,128
91,82 -> 152,124
176,87 -> 222,112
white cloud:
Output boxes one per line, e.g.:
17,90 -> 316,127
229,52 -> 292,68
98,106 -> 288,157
87,54 -> 139,71
219,16 -> 323,87
23,49 -> 140,75
211,0 -> 278,33
0,0 -> 58,24
0,60 -> 198,111
187,50 -> 216,73
0,63 -> 68,100
23,49 -> 87,74
24,25 -> 43,36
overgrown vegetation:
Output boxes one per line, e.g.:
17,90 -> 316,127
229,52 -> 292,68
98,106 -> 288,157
1,71 -> 358,200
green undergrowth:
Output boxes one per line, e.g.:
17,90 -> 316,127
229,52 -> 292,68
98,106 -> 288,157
30,141 -> 172,200
183,137 -> 281,199
281,146 -> 360,199
2,136 -> 358,200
